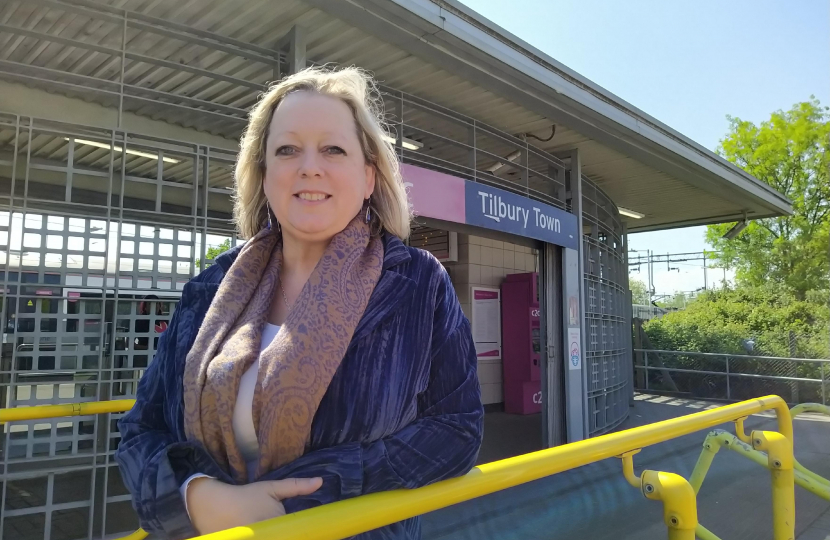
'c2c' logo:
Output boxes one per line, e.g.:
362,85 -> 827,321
532,391 -> 543,404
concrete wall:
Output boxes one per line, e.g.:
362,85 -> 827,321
445,234 -> 539,405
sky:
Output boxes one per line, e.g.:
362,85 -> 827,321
461,0 -> 830,296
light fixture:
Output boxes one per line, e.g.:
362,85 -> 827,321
485,150 -> 522,173
722,219 -> 748,240
66,138 -> 181,164
618,207 -> 645,219
382,135 -> 422,151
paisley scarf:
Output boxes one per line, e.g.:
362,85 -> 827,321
183,216 -> 383,483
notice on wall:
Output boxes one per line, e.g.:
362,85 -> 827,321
568,327 -> 582,370
472,287 -> 501,359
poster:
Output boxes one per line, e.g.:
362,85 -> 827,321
568,327 -> 581,370
472,287 -> 501,359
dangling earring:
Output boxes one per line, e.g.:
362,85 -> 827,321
266,202 -> 280,233
364,198 -> 372,224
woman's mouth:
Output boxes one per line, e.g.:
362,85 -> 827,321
294,192 -> 331,203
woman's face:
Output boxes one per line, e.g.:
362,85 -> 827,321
263,91 -> 375,244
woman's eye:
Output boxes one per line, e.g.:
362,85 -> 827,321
325,146 -> 346,155
276,146 -> 296,156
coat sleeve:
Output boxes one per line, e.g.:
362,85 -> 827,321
269,264 -> 484,513
114,300 -> 230,540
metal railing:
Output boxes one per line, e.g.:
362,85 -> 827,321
0,395 -> 811,540
635,349 -> 829,405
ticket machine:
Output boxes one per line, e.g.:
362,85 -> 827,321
500,272 -> 541,414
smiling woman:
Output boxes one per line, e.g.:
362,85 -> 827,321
114,65 -> 484,540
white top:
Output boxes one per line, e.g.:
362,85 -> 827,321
180,323 -> 281,512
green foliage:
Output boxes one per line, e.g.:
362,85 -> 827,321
644,286 -> 830,359
706,98 -> 830,298
629,277 -> 650,304
195,238 -> 232,270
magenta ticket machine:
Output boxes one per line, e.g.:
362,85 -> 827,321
501,272 -> 541,414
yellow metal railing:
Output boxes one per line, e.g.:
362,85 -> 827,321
0,399 -> 136,422
2,396 -> 827,540
190,396 -> 795,540
0,400 -> 147,540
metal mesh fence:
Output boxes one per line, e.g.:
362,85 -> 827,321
637,350 -> 829,405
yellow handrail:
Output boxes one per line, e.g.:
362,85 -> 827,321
1,399 -> 145,540
0,395 -> 797,540
190,395 -> 793,540
0,399 -> 136,423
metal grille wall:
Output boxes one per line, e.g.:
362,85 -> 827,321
580,179 -> 629,436
0,112 -> 239,540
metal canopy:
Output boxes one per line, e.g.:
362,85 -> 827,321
0,0 -> 791,232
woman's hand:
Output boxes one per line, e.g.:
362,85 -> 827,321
187,476 -> 323,534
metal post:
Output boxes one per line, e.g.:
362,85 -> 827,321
118,12 -> 127,128
751,431 -> 795,540
822,362 -> 826,406
623,221 -> 634,406
703,249 -> 707,290
641,471 -> 698,540
286,25 -> 307,75
788,331 -> 799,403
725,357 -> 731,401
569,149 -> 589,439
468,120 -> 476,179
645,351 -> 649,391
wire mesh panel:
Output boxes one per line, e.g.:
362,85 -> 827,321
580,179 -> 629,436
0,115 -> 236,540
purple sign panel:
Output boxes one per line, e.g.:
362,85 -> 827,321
401,163 -> 578,249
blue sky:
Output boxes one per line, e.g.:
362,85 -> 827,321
461,0 -> 830,295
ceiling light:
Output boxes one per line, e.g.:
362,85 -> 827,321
67,138 -> 181,164
382,135 -> 422,151
618,207 -> 645,219
485,150 -> 522,173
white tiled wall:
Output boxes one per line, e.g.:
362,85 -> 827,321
444,234 -> 539,405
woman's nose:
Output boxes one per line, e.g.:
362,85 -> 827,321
298,150 -> 323,177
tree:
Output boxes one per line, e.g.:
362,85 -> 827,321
645,286 -> 829,359
629,278 -> 650,304
195,238 -> 232,270
706,98 -> 830,299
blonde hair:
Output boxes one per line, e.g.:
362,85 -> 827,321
234,65 -> 411,240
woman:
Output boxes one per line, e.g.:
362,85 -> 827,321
115,66 -> 483,540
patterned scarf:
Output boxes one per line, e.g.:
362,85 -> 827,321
183,216 -> 384,483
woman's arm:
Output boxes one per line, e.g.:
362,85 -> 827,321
264,267 -> 484,512
115,309 -> 229,539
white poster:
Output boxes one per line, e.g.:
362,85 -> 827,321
472,287 -> 501,360
568,327 -> 582,370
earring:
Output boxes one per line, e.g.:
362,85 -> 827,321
364,200 -> 372,224
266,203 -> 280,232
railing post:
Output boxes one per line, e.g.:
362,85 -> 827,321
640,470 -> 698,540
822,362 -> 826,406
751,431 -> 795,540
725,357 -> 731,401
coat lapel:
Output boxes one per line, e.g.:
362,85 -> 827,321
350,234 -> 416,343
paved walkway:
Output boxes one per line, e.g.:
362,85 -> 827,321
423,394 -> 830,540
